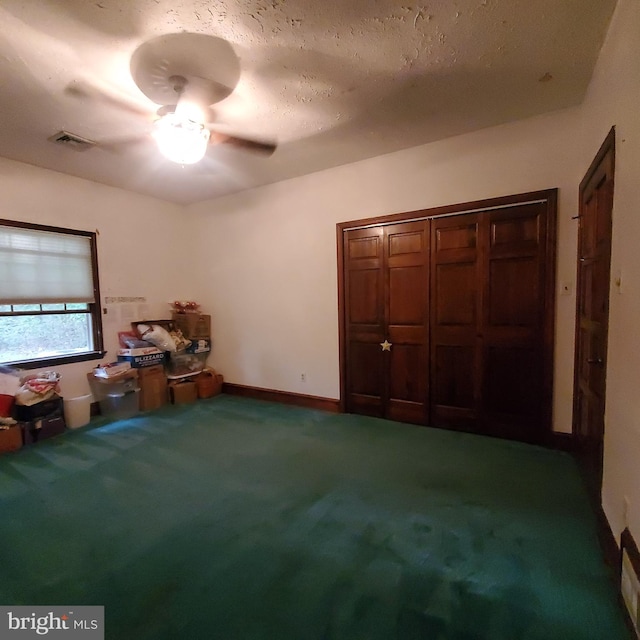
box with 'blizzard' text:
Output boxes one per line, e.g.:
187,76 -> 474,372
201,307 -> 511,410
117,347 -> 166,368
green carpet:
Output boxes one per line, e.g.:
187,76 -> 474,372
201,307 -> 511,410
0,395 -> 629,639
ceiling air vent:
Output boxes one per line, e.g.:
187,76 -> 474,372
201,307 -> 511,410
48,130 -> 96,151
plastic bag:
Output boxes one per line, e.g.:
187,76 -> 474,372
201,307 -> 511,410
15,371 -> 61,406
137,324 -> 177,352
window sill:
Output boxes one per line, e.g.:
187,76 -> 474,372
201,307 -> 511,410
1,351 -> 107,371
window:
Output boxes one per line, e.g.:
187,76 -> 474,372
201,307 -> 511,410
0,220 -> 104,368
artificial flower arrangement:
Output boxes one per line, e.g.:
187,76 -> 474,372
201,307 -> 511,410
171,300 -> 200,314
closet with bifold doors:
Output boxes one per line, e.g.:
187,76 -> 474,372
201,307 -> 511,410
338,190 -> 556,445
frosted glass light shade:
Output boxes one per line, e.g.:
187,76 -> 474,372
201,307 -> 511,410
153,114 -> 210,165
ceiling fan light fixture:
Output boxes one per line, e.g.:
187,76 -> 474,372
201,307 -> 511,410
153,113 -> 210,165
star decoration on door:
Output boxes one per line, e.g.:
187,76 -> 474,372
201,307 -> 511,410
380,340 -> 392,351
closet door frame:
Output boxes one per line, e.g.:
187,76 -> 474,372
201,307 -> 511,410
337,189 -> 557,438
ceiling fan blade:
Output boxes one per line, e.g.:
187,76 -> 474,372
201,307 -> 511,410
65,81 -> 153,118
95,134 -> 151,153
159,104 -> 218,123
209,131 -> 276,156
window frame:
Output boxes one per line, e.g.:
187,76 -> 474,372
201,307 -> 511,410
0,219 -> 106,369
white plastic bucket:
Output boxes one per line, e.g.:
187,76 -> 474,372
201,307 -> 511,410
64,394 -> 92,429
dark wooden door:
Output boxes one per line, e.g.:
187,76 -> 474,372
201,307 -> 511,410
339,189 -> 557,442
430,213 -> 481,431
344,221 -> 429,424
482,203 -> 552,443
573,128 -> 615,500
430,203 -> 552,443
343,225 -> 385,418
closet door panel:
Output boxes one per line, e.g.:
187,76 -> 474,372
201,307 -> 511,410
344,227 -> 385,417
487,257 -> 538,327
349,268 -> 382,324
485,346 -> 540,413
430,215 -> 481,429
432,344 -> 476,428
434,263 -> 476,326
481,203 -> 548,441
389,266 -> 425,324
386,221 -> 430,424
348,341 -> 385,416
388,343 -> 428,423
344,221 -> 429,424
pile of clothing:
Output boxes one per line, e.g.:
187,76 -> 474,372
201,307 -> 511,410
14,371 -> 61,407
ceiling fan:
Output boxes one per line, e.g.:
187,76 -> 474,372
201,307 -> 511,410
66,34 -> 277,164
146,73 -> 276,164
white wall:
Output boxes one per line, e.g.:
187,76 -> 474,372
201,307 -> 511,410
0,159 -> 188,397
576,0 -> 640,543
188,106 -> 583,430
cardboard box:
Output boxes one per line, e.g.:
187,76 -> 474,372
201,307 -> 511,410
0,426 -> 23,453
171,313 -> 211,339
138,365 -> 169,411
23,416 -> 66,444
117,346 -> 166,368
169,380 -> 197,404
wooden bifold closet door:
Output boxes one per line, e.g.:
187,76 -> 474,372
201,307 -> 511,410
343,220 -> 430,425
340,191 -> 556,444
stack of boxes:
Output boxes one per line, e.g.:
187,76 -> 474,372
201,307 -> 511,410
17,397 -> 66,444
114,338 -> 168,412
89,311 -> 219,418
167,312 -> 213,404
0,393 -> 66,453
0,311 -> 221,453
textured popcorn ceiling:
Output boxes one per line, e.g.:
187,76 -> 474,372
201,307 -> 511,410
0,0 -> 616,204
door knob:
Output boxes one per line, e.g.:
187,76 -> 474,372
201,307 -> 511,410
380,340 -> 392,352
587,358 -> 603,364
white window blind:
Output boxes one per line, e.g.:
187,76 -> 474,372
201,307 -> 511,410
0,224 -> 95,305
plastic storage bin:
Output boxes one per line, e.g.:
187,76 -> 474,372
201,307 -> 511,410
166,339 -> 211,379
166,352 -> 208,378
87,370 -> 140,420
88,371 -> 138,398
99,389 -> 140,420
